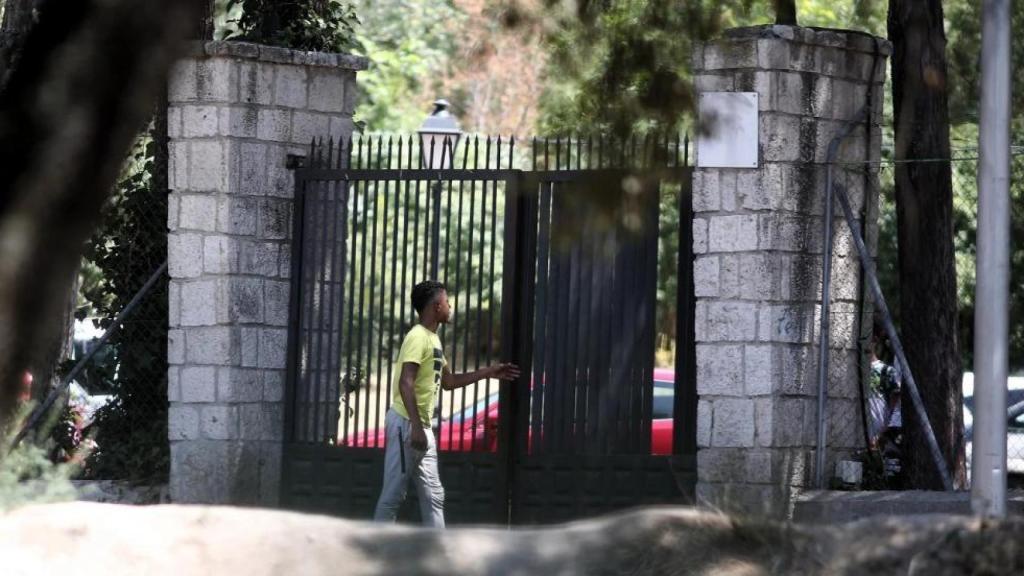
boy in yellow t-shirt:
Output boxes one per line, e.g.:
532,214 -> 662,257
373,281 -> 519,527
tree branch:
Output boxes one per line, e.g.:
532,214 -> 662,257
0,0 -> 42,90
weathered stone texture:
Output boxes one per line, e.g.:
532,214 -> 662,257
180,366 -> 217,403
695,344 -> 744,396
710,398 -> 756,447
708,215 -> 758,252
179,279 -> 218,327
167,41 -> 363,506
168,234 -> 204,279
216,368 -> 263,403
693,25 -> 886,518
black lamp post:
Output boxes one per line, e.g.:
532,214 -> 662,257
417,100 -> 462,278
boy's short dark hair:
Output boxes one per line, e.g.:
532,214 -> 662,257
412,281 -> 447,314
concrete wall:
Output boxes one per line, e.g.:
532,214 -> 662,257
793,490 -> 1024,523
166,41 -> 366,505
691,25 -> 889,517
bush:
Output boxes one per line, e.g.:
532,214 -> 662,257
0,407 -> 78,511
74,131 -> 168,482
226,0 -> 359,52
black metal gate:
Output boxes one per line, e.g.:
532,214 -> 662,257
280,135 -> 695,525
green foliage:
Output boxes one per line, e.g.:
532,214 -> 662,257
538,1 -> 753,136
219,0 -> 466,131
85,404 -> 168,482
0,408 -> 78,511
657,182 -> 680,328
876,126 -> 1024,373
796,0 -> 885,35
352,0 -> 465,132
947,151 -> 1024,373
214,0 -> 244,39
946,0 -> 1024,126
225,0 -> 360,52
536,0 -> 885,137
879,0 -> 1024,371
46,397 -> 90,467
875,163 -> 900,323
76,131 -> 169,482
532,2 -> 769,359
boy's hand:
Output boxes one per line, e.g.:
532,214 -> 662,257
489,363 -> 521,381
410,426 -> 428,452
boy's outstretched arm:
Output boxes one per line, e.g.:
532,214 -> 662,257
441,363 -> 520,391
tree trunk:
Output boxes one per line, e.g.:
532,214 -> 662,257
187,0 -> 214,41
0,0 -> 198,422
774,0 -> 797,26
30,267 -> 79,399
2,0 -> 208,405
887,0 -> 967,489
0,0 -> 42,90
4,0 -> 87,402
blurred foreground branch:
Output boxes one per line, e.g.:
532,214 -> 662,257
0,0 -> 198,424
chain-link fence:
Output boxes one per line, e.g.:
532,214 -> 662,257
44,137 -> 170,484
824,151 -> 1024,489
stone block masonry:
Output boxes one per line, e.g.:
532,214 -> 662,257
691,25 -> 889,518
167,41 -> 366,506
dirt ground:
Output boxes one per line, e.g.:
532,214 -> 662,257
2,502 -> 1023,575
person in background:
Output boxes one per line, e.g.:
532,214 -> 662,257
867,316 -> 902,458
18,370 -> 32,404
372,280 -> 519,527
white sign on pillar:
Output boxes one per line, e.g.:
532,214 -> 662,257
696,92 -> 759,169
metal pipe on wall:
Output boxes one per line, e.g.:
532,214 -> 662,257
815,109 -> 867,489
972,0 -> 1012,518
832,184 -> 953,491
815,103 -> 954,490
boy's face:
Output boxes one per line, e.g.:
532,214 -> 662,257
434,290 -> 452,323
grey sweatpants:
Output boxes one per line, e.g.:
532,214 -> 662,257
372,408 -> 445,527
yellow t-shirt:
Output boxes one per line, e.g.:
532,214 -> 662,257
391,325 -> 447,426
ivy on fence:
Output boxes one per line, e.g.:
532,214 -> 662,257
70,132 -> 169,483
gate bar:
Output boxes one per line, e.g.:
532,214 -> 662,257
500,171 -> 537,523
815,111 -> 864,487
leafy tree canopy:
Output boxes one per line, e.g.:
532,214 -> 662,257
223,0 -> 360,52
352,0 -> 465,132
946,0 -> 1024,127
533,0 -> 885,135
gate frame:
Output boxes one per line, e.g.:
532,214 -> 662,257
280,139 -> 697,524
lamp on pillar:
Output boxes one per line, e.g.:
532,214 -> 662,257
418,100 -> 462,279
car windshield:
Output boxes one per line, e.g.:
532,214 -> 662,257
653,380 -> 674,419
963,389 -> 1024,432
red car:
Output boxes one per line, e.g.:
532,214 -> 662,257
342,368 -> 676,455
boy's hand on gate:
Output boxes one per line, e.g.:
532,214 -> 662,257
489,363 -> 521,381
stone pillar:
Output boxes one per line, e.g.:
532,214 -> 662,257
166,41 -> 366,505
691,25 -> 889,517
